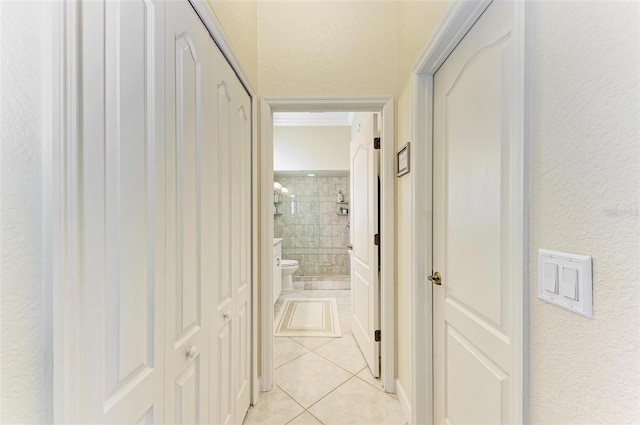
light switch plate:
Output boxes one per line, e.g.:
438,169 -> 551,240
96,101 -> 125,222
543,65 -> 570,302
538,249 -> 593,318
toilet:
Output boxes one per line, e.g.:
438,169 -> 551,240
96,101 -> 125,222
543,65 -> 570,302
280,259 -> 299,291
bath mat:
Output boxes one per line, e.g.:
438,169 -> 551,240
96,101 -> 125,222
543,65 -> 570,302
274,298 -> 342,338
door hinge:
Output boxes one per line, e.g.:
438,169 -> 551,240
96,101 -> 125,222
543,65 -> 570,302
374,330 -> 381,342
374,137 -> 381,149
374,233 -> 380,245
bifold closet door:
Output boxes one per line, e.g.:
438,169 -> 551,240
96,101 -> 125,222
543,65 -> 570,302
74,0 -> 252,422
164,1 -> 212,423
77,0 -> 166,423
208,38 -> 253,425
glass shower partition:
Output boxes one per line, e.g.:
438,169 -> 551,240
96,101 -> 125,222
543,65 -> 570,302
274,173 -> 351,281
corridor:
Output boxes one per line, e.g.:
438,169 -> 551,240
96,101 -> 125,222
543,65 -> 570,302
243,287 -> 406,425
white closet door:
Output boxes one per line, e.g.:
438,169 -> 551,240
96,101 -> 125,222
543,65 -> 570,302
78,0 -> 166,423
207,42 -> 252,425
232,72 -> 252,425
164,2 -> 211,423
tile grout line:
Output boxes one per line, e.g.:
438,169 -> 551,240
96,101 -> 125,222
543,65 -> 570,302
273,344 -> 310,371
304,375 -> 404,423
351,364 -> 399,397
304,409 -> 325,425
353,371 -> 396,397
275,382 -> 327,425
311,346 -> 364,376
285,409 -> 325,425
289,335 -> 333,351
302,374 -> 360,414
311,334 -> 367,376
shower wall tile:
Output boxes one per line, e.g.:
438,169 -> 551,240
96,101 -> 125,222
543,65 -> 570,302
274,175 -> 350,277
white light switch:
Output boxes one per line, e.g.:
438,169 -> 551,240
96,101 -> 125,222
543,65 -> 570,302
538,249 -> 592,318
561,267 -> 579,300
543,263 -> 558,294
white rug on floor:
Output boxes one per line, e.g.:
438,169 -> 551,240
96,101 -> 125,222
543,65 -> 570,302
274,298 -> 342,338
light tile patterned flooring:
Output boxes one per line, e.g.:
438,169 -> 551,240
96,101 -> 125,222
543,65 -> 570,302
243,284 -> 407,425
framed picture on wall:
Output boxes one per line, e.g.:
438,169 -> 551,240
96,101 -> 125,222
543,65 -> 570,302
397,142 -> 410,177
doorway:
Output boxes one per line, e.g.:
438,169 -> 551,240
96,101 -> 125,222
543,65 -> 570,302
258,98 -> 396,397
410,2 -> 527,424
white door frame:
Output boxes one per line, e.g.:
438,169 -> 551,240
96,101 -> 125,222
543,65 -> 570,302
260,97 -> 396,394
50,1 -> 261,420
410,1 -> 528,424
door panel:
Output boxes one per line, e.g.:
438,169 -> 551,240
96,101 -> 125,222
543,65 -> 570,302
445,326 -> 508,425
207,41 -> 253,425
445,35 -> 510,330
165,2 -> 210,422
209,45 -> 234,425
174,361 -> 200,424
350,114 -> 380,377
433,2 -> 518,423
79,0 -> 166,422
174,30 -> 201,341
234,97 -> 252,425
77,1 -> 252,422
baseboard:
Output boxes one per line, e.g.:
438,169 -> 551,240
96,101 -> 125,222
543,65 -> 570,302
396,379 -> 412,424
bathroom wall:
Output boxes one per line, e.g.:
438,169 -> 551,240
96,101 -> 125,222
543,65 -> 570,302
274,126 -> 350,171
274,175 -> 350,278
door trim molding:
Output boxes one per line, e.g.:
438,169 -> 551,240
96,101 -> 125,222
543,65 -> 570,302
410,1 -> 528,424
259,97 -> 396,393
51,1 -> 80,422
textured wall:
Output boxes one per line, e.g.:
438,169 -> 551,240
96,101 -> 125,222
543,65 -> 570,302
274,176 -> 350,277
207,0 -> 258,90
274,126 -> 351,171
528,2 -> 640,423
0,1 -> 51,423
257,1 -> 397,97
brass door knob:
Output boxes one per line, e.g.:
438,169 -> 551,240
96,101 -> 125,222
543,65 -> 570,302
428,271 -> 442,285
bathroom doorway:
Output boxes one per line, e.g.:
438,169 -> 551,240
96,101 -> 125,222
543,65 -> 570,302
260,110 -> 385,421
272,114 -> 353,290
257,97 -> 396,403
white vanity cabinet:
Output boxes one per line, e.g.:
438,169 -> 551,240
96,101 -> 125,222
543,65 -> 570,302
273,239 -> 282,304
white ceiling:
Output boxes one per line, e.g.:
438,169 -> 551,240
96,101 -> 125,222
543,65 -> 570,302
273,112 -> 354,127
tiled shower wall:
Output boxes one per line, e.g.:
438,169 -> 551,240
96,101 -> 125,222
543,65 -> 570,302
274,175 -> 350,277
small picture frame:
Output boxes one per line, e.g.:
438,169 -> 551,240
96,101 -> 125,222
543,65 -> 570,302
397,142 -> 410,177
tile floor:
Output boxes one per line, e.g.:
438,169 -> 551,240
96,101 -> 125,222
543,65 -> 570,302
243,284 -> 407,425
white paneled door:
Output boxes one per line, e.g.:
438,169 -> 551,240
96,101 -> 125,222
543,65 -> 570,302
73,1 -> 252,422
165,1 -> 211,423
231,71 -> 252,425
433,1 -> 522,423
78,0 -> 166,423
350,114 -> 380,377
208,40 -> 252,425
